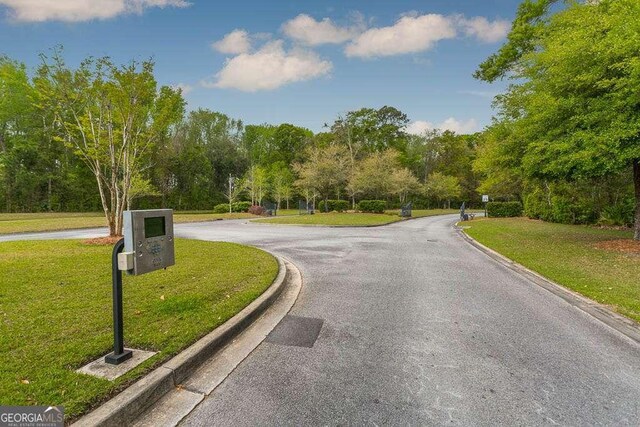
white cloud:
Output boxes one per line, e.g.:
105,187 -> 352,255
345,13 -> 456,58
406,118 -> 479,135
0,0 -> 189,22
281,14 -> 361,46
203,40 -> 332,92
457,16 -> 510,43
212,29 -> 252,55
172,83 -> 193,95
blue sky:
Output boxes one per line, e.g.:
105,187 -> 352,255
0,0 -> 518,134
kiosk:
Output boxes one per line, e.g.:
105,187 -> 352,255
105,209 -> 175,365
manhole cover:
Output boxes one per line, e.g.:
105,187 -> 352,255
265,315 -> 324,348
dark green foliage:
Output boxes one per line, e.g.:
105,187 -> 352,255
318,199 -> 349,212
523,178 -> 632,225
213,201 -> 251,214
599,199 -> 635,227
487,201 -> 523,218
357,200 -> 386,213
233,201 -> 252,212
213,203 -> 229,214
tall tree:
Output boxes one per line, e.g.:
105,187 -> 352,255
36,53 -> 184,236
269,161 -> 294,209
477,0 -> 640,239
294,145 -> 349,211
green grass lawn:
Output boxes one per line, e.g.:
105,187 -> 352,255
0,239 -> 278,419
464,218 -> 640,322
253,209 -> 464,226
0,211 -> 256,235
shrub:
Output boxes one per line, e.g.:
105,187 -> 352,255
357,200 -> 386,213
213,203 -> 230,214
487,201 -> 523,218
318,199 -> 350,212
232,201 -> 251,212
213,201 -> 251,213
599,198 -> 635,227
248,205 -> 265,216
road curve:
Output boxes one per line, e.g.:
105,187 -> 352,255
3,215 -> 639,425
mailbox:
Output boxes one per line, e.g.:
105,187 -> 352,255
121,209 -> 175,275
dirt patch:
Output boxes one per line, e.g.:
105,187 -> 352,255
82,236 -> 123,246
593,239 -> 640,255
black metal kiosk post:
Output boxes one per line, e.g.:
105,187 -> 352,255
105,238 -> 133,365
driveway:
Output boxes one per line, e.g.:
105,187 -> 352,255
4,215 -> 639,425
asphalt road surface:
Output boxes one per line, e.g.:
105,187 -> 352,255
3,215 -> 639,425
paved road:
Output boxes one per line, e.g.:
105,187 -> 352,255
4,216 -> 640,425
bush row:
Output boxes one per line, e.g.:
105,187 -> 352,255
318,199 -> 350,212
524,189 -> 635,226
487,201 -> 523,218
213,201 -> 252,214
357,200 -> 386,213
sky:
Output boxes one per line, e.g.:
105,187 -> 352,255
0,0 -> 519,134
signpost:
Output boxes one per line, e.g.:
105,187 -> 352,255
482,195 -> 489,217
106,209 -> 175,365
228,175 -> 235,214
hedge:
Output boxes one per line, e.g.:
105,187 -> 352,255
213,201 -> 252,214
318,199 -> 350,212
487,201 -> 523,218
357,200 -> 386,213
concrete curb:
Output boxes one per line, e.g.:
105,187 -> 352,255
74,256 -> 290,427
248,213 -> 464,228
456,226 -> 640,345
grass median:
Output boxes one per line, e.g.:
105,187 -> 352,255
253,209 -> 464,226
0,238 -> 278,419
463,218 -> 640,323
0,211 -> 256,235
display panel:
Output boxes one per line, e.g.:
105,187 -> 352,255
144,216 -> 165,238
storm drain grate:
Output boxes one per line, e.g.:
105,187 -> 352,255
265,315 -> 324,348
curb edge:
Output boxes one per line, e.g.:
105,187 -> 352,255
456,225 -> 640,345
73,256 -> 290,427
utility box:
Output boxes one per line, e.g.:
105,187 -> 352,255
122,209 -> 175,275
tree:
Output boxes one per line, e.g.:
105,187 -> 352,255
476,0 -> 640,239
269,162 -> 294,209
391,168 -> 421,204
331,106 -> 410,156
224,175 -> 246,212
425,172 -> 462,209
244,165 -> 268,205
127,172 -> 159,209
294,145 -> 349,211
36,53 -> 184,236
474,0 -> 559,83
349,150 -> 399,200
472,121 -> 523,200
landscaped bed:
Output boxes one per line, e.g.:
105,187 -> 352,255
463,218 -> 640,323
0,211 -> 256,235
252,209 -> 464,226
0,238 -> 278,419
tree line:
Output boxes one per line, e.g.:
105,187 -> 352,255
2,0 -> 639,239
0,51 -> 477,235
473,0 -> 640,240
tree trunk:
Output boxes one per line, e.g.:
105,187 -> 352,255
634,158 -> 640,240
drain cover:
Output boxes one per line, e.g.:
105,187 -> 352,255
265,315 -> 324,348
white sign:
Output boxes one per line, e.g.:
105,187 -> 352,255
482,195 -> 489,203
